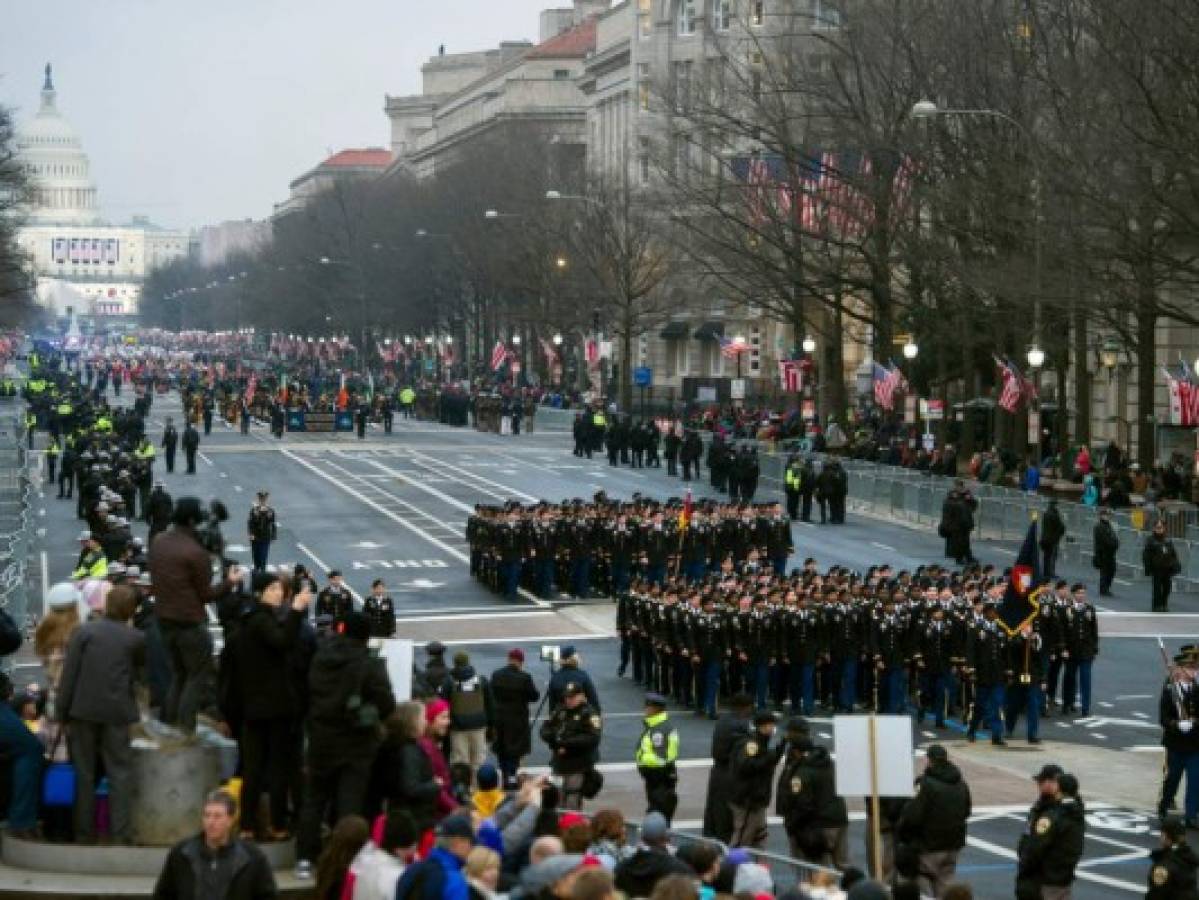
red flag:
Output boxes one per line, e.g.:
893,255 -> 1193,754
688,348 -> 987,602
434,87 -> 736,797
490,341 -> 508,372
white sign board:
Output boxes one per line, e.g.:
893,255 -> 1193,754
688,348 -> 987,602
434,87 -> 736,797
374,638 -> 415,702
833,715 -> 916,797
697,386 -> 718,403
731,378 -> 746,400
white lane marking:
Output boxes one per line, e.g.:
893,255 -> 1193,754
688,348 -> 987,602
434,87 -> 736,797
995,549 -> 1016,556
1078,851 -> 1157,869
1129,745 -> 1163,752
1099,701 -> 1113,708
295,541 -> 362,602
965,834 -> 1143,893
1092,733 -> 1107,740
1132,712 -> 1150,719
396,605 -> 542,615
199,452 -> 213,466
40,550 -> 48,607
233,485 -> 243,493
407,450 -> 539,503
1117,695 -> 1153,700
1114,578 -> 1132,586
396,612 -> 554,624
417,632 -> 613,646
871,542 -> 897,552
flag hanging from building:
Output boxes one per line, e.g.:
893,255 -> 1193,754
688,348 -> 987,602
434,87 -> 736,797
490,341 -> 508,372
1163,364 -> 1199,427
778,359 -> 803,392
995,356 -> 1027,413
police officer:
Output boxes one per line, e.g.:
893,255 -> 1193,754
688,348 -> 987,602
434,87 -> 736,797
146,482 -> 173,544
784,456 -> 803,521
247,491 -> 278,572
636,692 -> 679,822
364,578 -> 396,638
539,681 -> 601,810
72,531 -> 108,579
1015,766 -> 1085,900
548,647 -> 600,712
897,744 -> 972,897
182,421 -> 200,475
1145,521 -> 1182,613
728,710 -> 784,848
161,417 -> 179,474
1147,818 -> 1199,899
777,716 -> 848,869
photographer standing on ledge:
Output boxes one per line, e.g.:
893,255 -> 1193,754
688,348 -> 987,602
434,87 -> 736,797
148,496 -> 241,734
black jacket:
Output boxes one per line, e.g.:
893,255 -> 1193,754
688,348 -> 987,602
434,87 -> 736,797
232,603 -> 302,721
1148,842 -> 1199,900
371,734 -> 441,832
1092,519 -> 1119,566
777,744 -> 847,830
702,713 -> 750,841
490,663 -> 540,760
613,848 -> 693,899
152,834 -> 276,900
305,637 -> 395,766
1146,535 -> 1183,578
729,730 -> 783,809
1016,795 -> 1086,893
897,760 -> 972,852
1041,507 -> 1066,550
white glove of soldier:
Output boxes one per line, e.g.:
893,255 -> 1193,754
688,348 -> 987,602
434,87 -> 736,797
1179,720 -> 1193,734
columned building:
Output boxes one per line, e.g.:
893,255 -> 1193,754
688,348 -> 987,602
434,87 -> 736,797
14,65 -> 191,323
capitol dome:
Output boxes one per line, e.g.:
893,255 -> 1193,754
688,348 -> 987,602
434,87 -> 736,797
16,64 -> 100,226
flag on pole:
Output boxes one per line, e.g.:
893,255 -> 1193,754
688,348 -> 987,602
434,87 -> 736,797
779,359 -> 803,392
490,341 -> 508,372
336,372 -> 349,410
998,520 -> 1043,633
871,361 -> 901,410
244,373 -> 257,403
994,356 -> 1025,413
679,489 -> 693,531
719,335 -> 749,359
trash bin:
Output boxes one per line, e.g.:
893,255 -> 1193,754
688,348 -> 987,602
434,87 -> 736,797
130,739 -> 222,845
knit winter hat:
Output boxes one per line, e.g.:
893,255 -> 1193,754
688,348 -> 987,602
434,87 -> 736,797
425,698 -> 449,723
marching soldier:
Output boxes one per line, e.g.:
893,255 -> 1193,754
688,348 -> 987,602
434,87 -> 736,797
1159,649 -> 1199,826
364,578 -> 396,638
539,681 -> 602,810
161,417 -> 179,473
966,603 -> 1009,746
635,692 -> 679,822
1061,583 -> 1099,717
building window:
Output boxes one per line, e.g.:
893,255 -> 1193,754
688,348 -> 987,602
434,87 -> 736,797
674,132 -> 692,182
751,0 -> 764,26
672,60 -> 693,111
712,0 -> 733,30
553,68 -> 571,79
639,137 -> 652,184
751,70 -> 762,102
639,82 -> 651,111
810,0 -> 842,28
639,0 -> 652,37
678,0 -> 697,34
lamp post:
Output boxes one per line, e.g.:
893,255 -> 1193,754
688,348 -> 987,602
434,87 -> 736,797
319,256 -> 369,371
801,335 -> 817,354
902,340 -> 919,361
912,100 -> 1043,346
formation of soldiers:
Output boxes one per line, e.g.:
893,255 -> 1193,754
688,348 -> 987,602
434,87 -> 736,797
614,565 -> 1100,742
472,393 -> 535,435
467,497 -> 795,601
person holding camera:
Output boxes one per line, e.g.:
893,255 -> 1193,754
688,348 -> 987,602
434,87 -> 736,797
539,681 -> 602,810
296,611 -> 396,878
547,646 -> 601,713
148,496 -> 242,734
230,571 -> 312,840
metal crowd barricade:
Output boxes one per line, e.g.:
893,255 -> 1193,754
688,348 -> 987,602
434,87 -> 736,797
0,413 -> 33,641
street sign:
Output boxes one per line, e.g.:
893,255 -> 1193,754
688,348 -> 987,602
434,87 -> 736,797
731,378 -> 746,400
925,399 -> 945,420
1028,408 -> 1041,445
697,386 -> 717,403
923,433 -> 935,452
633,366 -> 653,387
904,394 -> 917,424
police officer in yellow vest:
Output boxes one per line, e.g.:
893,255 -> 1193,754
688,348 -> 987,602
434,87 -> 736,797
72,531 -> 108,580
399,386 -> 415,418
636,692 -> 680,822
784,457 -> 804,521
45,435 -> 60,483
24,411 -> 35,449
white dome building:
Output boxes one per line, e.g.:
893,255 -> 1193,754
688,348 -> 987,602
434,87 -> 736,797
16,64 -> 100,226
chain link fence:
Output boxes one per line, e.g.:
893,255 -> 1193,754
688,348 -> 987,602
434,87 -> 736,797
0,407 -> 34,640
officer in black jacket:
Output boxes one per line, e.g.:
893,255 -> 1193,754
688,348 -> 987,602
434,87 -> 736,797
777,717 -> 848,869
1015,765 -> 1086,900
897,744 -> 972,898
1092,508 -> 1120,596
539,681 -> 601,809
728,710 -> 784,848
702,693 -> 752,841
363,579 -> 395,638
1145,521 -> 1183,612
1147,818 -> 1199,900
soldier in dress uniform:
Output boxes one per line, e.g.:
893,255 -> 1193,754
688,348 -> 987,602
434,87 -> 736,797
363,578 -> 396,638
1159,648 -> 1199,826
966,603 -> 1009,746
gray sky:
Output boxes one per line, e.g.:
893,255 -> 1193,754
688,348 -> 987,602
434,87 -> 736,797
0,0 -> 551,230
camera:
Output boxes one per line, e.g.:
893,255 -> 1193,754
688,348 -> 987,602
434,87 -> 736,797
195,499 -> 230,558
540,645 -> 561,664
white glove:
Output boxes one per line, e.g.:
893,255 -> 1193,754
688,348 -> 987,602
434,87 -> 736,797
1179,720 -> 1193,734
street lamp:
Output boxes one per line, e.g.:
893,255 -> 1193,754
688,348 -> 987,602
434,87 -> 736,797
1026,346 -> 1046,369
556,256 -> 568,269
902,340 -> 919,361
801,335 -> 817,354
512,334 -> 523,346
552,332 -> 563,346
1100,338 -> 1120,370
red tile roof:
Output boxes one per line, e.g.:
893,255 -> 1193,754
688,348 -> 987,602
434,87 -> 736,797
321,149 -> 393,169
526,16 -> 598,59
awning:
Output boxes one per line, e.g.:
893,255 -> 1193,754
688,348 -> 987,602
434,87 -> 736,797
659,321 -> 690,340
693,321 -> 725,341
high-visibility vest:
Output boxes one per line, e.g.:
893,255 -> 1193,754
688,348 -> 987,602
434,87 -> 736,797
72,550 -> 108,580
786,466 -> 802,490
635,711 -> 678,769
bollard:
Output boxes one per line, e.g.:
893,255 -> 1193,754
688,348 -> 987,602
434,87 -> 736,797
130,740 -> 223,845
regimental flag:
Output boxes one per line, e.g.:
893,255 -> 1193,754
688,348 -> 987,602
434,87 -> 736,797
719,335 -> 749,359
244,373 -> 257,403
779,359 -> 803,393
490,341 -> 508,372
999,520 -> 1043,633
679,489 -> 693,531
336,372 -> 349,410
872,361 -> 903,411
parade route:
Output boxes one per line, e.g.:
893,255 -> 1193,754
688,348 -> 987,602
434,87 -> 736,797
26,390 -> 1190,898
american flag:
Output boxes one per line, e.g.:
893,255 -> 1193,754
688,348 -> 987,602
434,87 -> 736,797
778,359 -> 803,392
746,156 -> 772,225
995,356 -> 1026,413
490,341 -> 508,372
719,335 -> 749,359
540,337 -> 559,367
872,361 -> 903,411
244,373 -> 258,403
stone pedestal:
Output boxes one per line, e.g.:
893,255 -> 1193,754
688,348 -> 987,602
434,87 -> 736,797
130,741 -> 221,846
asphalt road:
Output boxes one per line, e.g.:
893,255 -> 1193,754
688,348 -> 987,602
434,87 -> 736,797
25,387 -> 1195,897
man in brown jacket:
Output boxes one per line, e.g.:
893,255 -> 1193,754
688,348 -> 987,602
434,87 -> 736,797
148,497 -> 240,733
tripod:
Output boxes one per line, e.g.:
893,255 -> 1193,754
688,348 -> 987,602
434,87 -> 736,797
530,659 -> 559,732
